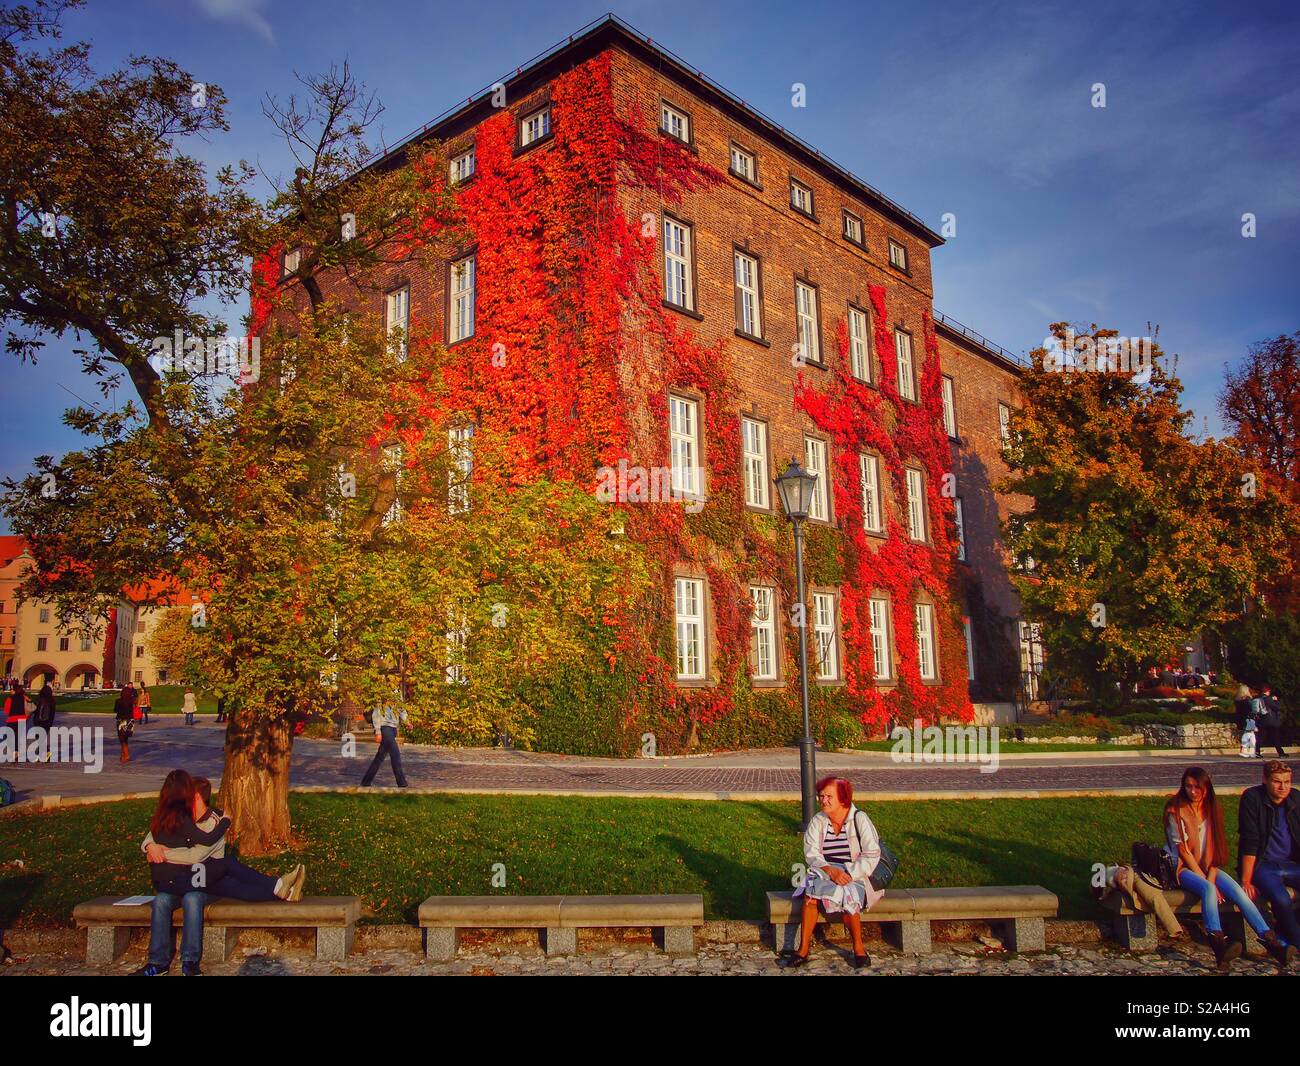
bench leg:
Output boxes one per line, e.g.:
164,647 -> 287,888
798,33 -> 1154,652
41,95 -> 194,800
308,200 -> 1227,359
656,926 -> 695,955
544,927 -> 577,956
1221,912 -> 1262,956
424,927 -> 458,962
1114,913 -> 1157,952
203,925 -> 238,963
317,924 -> 354,961
86,926 -> 131,965
895,919 -> 932,955
772,922 -> 798,954
1004,916 -> 1045,953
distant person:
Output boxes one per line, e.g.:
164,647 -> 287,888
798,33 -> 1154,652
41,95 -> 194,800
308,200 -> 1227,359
1234,684 -> 1255,733
137,683 -> 151,725
33,674 -> 56,729
183,687 -> 197,726
215,694 -> 227,723
361,699 -> 409,788
782,776 -> 883,969
113,686 -> 136,762
1256,685 -> 1287,758
1239,760 -> 1300,964
1164,766 -> 1291,969
4,680 -> 27,724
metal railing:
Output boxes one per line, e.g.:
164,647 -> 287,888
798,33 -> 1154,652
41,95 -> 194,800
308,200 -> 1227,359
933,309 -> 1028,367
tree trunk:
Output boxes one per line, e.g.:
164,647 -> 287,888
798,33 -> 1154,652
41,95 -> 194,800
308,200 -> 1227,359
219,708 -> 293,855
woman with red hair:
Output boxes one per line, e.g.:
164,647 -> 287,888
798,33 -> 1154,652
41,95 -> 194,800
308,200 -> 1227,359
782,775 -> 882,969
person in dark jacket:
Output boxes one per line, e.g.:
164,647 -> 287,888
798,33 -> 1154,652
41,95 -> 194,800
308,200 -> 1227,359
113,686 -> 136,762
1233,684 -> 1255,734
33,675 -> 56,729
1240,760 -> 1300,957
1256,686 -> 1287,758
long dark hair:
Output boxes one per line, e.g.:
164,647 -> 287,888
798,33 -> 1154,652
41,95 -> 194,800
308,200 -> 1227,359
1164,766 -> 1228,868
150,769 -> 196,838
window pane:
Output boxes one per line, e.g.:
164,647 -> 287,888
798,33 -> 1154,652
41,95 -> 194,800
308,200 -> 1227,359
941,376 -> 957,436
860,453 -> 882,533
796,282 -> 819,363
869,597 -> 891,680
895,330 -> 914,400
676,577 -> 704,680
906,468 -> 926,540
670,396 -> 699,496
742,417 -> 769,508
849,307 -> 869,381
813,592 -> 838,680
805,437 -> 829,521
750,585 -> 776,681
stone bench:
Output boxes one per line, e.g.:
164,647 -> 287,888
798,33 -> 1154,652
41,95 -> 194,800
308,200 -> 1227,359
1100,884 -> 1297,952
418,894 -> 704,959
768,886 -> 1058,955
73,895 -> 362,963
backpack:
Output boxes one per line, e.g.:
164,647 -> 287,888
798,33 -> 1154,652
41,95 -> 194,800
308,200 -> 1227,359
1131,841 -> 1177,890
0,778 -> 14,807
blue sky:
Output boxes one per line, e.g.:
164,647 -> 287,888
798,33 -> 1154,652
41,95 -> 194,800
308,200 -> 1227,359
4,0 -> 1298,531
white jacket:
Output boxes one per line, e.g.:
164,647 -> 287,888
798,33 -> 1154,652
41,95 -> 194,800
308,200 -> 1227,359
804,804 -> 882,884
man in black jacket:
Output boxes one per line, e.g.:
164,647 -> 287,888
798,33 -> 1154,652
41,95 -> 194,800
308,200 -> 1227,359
33,674 -> 55,729
1256,685 -> 1287,757
1240,760 -> 1300,955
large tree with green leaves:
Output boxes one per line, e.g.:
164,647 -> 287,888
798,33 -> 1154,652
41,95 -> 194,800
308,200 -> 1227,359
1000,323 -> 1295,700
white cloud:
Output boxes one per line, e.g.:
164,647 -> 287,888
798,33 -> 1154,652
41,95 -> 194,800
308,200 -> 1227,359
195,0 -> 274,43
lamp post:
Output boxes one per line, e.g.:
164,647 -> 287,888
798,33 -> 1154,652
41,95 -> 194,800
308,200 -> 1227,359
774,458 -> 819,829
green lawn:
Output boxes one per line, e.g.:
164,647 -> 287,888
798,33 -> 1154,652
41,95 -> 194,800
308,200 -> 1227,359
55,685 -> 217,714
0,793 -> 1208,927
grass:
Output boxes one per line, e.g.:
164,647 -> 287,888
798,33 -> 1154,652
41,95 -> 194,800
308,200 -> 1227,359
55,685 -> 217,714
0,792 -> 1217,928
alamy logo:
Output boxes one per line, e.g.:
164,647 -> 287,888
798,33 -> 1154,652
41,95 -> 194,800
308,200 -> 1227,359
1042,328 -> 1153,381
0,721 -> 104,772
150,330 -> 261,383
49,997 -> 151,1045
889,718 -> 1000,774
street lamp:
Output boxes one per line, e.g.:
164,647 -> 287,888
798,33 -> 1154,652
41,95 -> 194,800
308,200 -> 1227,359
774,457 -> 819,829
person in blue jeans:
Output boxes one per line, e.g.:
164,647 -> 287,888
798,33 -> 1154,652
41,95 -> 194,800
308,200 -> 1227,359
137,890 -> 206,976
361,701 -> 409,787
1165,766 -> 1294,969
1240,760 -> 1300,962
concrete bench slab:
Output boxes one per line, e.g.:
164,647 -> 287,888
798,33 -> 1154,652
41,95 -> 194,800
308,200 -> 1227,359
418,894 -> 704,959
74,895 -> 362,963
1100,885 -> 1296,952
767,886 -> 1058,955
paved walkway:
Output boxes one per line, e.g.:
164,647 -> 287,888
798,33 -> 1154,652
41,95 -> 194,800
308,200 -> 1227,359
2,939 -> 1289,977
1,714 -> 1286,804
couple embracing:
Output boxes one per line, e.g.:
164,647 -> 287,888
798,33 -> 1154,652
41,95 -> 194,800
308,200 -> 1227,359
134,768 -> 307,976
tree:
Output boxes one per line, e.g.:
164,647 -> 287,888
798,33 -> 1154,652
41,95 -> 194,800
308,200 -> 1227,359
1000,323 -> 1295,700
1219,332 -> 1300,612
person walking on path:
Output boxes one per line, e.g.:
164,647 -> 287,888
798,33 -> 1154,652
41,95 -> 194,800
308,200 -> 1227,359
1256,685 -> 1287,758
1239,760 -> 1300,963
361,699 -> 409,788
137,683 -> 151,725
1234,684 -> 1255,734
182,687 -> 197,726
33,674 -> 55,729
215,694 -> 226,723
1163,766 -> 1291,969
4,679 -> 27,724
114,686 -> 136,763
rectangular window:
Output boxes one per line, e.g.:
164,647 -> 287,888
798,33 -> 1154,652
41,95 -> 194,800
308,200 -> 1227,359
734,251 -> 762,337
520,106 -> 551,146
741,416 -> 770,509
663,218 -> 694,311
450,148 -> 476,184
915,602 -> 938,681
954,497 -> 966,561
888,239 -> 908,271
941,375 -> 957,437
670,395 -> 701,498
134,670 -> 143,683
804,437 -> 829,522
59,636 -> 69,652
136,645 -> 144,658
795,280 -> 820,365
895,329 -> 916,401
963,616 -> 976,682
843,210 -> 864,246
158,669 -> 168,682
998,402 -> 1012,448
813,591 -> 839,681
790,177 -> 814,216
859,453 -> 883,534
675,577 -> 705,680
660,102 -> 690,142
848,305 -> 871,382
449,255 -> 475,342
282,247 -> 300,276
869,596 -> 892,681
382,444 -> 404,526
750,585 -> 777,681
386,286 -> 410,360
1020,620 -> 1045,699
445,605 -> 469,684
39,607 -> 50,623
729,143 -> 756,183
448,425 -> 473,515
906,467 -> 927,541
37,636 -> 47,651
80,637 -> 91,652
136,620 -> 146,634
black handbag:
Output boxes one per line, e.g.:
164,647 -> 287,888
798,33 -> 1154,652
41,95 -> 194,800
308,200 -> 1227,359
855,810 -> 899,890
1130,841 -> 1177,890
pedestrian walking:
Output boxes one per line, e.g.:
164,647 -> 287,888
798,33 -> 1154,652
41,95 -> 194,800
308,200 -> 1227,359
361,699 -> 409,788
4,680 -> 27,724
114,687 -> 136,763
1257,685 -> 1288,758
33,674 -> 56,729
138,683 -> 152,724
215,694 -> 226,723
183,687 -> 197,726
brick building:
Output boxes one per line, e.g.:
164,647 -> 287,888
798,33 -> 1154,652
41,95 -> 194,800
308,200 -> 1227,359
266,16 -> 1035,749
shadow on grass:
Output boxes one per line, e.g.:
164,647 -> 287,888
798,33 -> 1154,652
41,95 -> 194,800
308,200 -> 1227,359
0,872 -> 48,929
659,834 -> 784,920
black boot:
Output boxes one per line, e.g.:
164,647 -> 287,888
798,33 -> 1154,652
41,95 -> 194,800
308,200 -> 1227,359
1260,931 -> 1297,968
1208,930 -> 1242,971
